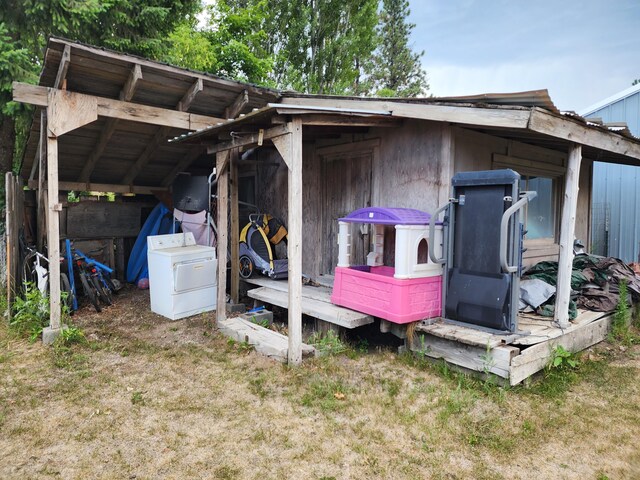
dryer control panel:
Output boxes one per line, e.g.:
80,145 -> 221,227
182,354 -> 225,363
148,232 -> 196,251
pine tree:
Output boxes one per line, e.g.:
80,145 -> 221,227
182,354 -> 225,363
373,0 -> 428,97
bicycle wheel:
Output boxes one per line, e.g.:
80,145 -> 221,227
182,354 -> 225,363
91,275 -> 112,306
60,272 -> 75,314
80,273 -> 101,313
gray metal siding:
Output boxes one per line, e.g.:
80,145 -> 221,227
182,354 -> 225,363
591,161 -> 640,262
587,90 -> 640,137
588,90 -> 640,262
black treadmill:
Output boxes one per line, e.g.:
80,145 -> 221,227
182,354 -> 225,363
430,169 -> 536,333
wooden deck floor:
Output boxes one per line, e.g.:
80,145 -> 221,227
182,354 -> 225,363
412,309 -> 613,385
242,276 -> 374,329
242,276 -> 613,384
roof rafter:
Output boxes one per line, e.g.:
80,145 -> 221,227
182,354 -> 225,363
78,64 -> 143,182
121,78 -> 204,185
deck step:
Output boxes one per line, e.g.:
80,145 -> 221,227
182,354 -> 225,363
247,286 -> 374,329
218,316 -> 315,362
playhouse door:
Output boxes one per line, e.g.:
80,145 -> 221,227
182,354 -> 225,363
322,152 -> 372,275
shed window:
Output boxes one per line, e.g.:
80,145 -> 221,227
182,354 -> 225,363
520,175 -> 556,240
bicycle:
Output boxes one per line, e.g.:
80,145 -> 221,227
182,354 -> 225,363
66,241 -> 121,312
20,244 -> 75,314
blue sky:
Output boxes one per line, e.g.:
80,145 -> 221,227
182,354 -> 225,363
408,0 -> 640,111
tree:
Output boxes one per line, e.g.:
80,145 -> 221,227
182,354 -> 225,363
633,79 -> 640,86
372,0 -> 428,97
267,0 -> 379,95
0,0 -> 200,202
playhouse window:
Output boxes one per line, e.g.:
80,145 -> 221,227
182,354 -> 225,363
417,238 -> 429,264
520,175 -> 556,240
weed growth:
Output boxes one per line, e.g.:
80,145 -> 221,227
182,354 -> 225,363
309,330 -> 347,356
10,283 -> 50,341
610,280 -> 637,345
548,345 -> 578,370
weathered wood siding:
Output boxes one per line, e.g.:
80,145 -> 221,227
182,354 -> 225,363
454,127 -> 593,265
252,120 -> 594,280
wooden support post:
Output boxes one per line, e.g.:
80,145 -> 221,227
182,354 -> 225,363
554,143 -> 582,328
6,172 -> 14,313
46,131 -> 62,332
287,118 -> 303,365
37,112 -> 46,252
216,151 -> 230,326
230,149 -> 240,303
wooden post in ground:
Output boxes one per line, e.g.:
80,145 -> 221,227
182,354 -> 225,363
272,119 -> 303,365
45,127 -> 62,337
287,118 -> 303,365
5,172 -> 14,315
216,151 -> 230,326
229,149 -> 240,304
554,143 -> 582,329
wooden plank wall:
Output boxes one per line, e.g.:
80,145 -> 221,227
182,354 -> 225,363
255,120 -> 447,280
454,127 -> 593,265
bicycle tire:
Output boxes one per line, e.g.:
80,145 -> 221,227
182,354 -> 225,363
80,273 -> 101,313
60,272 -> 75,314
91,275 -> 112,306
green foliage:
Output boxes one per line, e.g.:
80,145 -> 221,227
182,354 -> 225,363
548,345 -> 578,370
10,283 -> 50,341
267,0 -> 379,94
0,0 -> 200,177
61,326 -> 86,345
131,390 -> 146,405
309,330 -> 348,356
609,280 -> 636,344
372,0 -> 428,97
165,22 -> 217,72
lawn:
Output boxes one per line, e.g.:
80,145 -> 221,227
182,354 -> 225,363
1,288 -> 639,479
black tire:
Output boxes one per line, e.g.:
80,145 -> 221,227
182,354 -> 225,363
80,273 -> 101,313
239,255 -> 254,279
91,275 -> 112,306
60,272 -> 75,314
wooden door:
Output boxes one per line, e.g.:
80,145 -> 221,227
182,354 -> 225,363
322,152 -> 372,274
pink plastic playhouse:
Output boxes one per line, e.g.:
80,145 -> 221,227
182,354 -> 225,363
331,207 -> 444,324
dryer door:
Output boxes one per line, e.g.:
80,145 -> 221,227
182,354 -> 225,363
174,257 -> 217,293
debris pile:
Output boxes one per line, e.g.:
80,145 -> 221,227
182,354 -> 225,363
519,255 -> 640,319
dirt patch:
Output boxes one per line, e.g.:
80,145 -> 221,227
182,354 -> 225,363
1,288 -> 639,479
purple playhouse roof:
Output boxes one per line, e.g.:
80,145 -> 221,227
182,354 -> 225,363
339,207 -> 434,225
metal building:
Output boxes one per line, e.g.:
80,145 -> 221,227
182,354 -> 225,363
581,84 -> 640,262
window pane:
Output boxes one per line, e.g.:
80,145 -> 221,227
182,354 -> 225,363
525,176 -> 554,239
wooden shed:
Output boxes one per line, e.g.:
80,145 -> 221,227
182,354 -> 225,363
10,37 -> 279,339
173,90 -> 640,383
11,38 -> 640,383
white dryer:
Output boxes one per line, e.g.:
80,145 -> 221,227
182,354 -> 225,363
147,232 -> 217,320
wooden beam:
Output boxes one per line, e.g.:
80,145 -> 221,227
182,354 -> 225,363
78,119 -> 118,182
216,150 -> 230,327
48,37 -> 278,100
161,147 -> 205,187
225,89 -> 249,119
528,108 -> 640,160
46,124 -> 62,333
53,45 -> 71,89
121,127 -> 170,185
554,144 -> 582,328
272,130 -> 292,170
230,149 -> 240,303
206,124 -> 290,155
280,96 -> 531,129
178,78 -> 203,112
47,89 -> 97,137
121,64 -> 143,102
37,113 -> 46,252
122,79 -> 204,185
28,180 -> 163,195
287,118 -> 303,365
13,83 -> 223,130
78,65 -> 143,182
296,113 -> 401,127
